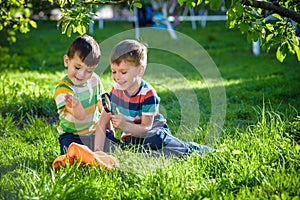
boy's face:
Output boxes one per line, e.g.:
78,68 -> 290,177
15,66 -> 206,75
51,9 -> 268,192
64,53 -> 97,85
111,60 -> 144,95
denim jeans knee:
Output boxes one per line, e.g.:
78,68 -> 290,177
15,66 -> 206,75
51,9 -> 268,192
144,127 -> 169,150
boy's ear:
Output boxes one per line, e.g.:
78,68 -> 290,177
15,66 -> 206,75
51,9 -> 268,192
63,55 -> 69,67
138,65 -> 145,77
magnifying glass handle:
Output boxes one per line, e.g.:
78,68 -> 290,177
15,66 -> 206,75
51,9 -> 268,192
115,107 -> 120,114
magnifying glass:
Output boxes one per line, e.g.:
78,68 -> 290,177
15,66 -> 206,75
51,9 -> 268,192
101,93 -> 112,113
101,93 -> 123,145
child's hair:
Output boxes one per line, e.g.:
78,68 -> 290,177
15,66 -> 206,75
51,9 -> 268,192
67,34 -> 101,67
110,39 -> 147,67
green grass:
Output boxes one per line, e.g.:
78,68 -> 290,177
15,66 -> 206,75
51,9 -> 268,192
1,20 -> 300,199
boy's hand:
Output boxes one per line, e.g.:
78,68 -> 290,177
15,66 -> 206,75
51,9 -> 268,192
64,94 -> 86,120
111,114 -> 126,130
65,94 -> 80,108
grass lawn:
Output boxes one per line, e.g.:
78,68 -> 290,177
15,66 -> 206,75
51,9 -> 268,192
0,20 -> 300,199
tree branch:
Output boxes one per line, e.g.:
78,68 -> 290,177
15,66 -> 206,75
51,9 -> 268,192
82,0 -> 130,6
244,0 -> 300,23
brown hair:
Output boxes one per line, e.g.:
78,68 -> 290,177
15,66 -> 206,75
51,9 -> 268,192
110,39 -> 147,67
67,34 -> 101,67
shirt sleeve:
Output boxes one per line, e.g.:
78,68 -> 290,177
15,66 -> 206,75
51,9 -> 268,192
142,89 -> 160,115
54,85 -> 74,110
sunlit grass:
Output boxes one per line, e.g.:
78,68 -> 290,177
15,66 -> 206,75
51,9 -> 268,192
1,109 -> 299,199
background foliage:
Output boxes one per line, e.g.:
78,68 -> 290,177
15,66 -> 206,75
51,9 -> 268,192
0,0 -> 299,62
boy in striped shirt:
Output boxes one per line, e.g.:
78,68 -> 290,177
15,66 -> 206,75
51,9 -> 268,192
94,39 -> 214,157
54,35 -> 110,155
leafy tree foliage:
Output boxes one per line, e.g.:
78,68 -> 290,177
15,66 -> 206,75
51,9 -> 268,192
219,0 -> 300,62
0,0 -> 37,43
1,0 -> 299,62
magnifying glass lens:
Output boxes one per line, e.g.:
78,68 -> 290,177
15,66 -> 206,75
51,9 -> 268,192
102,93 -> 112,113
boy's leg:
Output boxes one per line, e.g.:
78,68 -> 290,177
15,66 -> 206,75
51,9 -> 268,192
144,126 -> 193,157
79,133 -> 95,151
78,130 -> 121,153
185,141 -> 217,154
105,130 -> 122,145
123,126 -> 180,154
144,127 -> 168,150
153,128 -> 191,157
104,130 -> 123,153
158,133 -> 190,157
154,129 -> 217,156
59,132 -> 84,155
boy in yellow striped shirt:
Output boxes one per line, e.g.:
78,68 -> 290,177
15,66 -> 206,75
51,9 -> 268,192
54,35 -> 108,155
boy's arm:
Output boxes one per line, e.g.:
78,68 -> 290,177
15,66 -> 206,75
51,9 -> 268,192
64,94 -> 86,120
111,114 -> 154,137
94,111 -> 111,151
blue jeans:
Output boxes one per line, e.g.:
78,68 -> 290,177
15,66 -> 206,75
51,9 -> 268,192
121,126 -> 216,157
59,132 -> 84,155
59,130 -> 118,155
122,126 -> 169,151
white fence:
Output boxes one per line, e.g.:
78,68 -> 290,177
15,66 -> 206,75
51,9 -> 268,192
88,5 -> 265,56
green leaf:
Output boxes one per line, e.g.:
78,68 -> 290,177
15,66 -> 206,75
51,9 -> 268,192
19,25 -> 30,33
133,2 -> 142,9
10,36 -> 17,43
272,13 -> 282,20
287,41 -> 294,53
266,23 -> 274,31
266,33 -> 273,43
24,8 -> 31,18
239,23 -> 249,34
234,2 -> 244,18
226,9 -> 236,28
225,0 -> 232,9
177,0 -> 184,6
197,0 -> 203,6
246,31 -> 259,42
13,24 -> 18,30
76,24 -> 87,35
227,19 -> 236,29
57,18 -> 63,28
58,0 -> 67,7
29,20 -> 37,29
27,3 -> 33,8
293,44 -> 300,61
276,46 -> 286,63
66,24 -> 74,37
210,0 -> 222,11
247,32 -> 253,42
61,19 -> 70,34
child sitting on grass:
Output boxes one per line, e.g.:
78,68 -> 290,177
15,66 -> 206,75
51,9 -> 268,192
94,39 -> 214,157
54,34 -> 112,155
